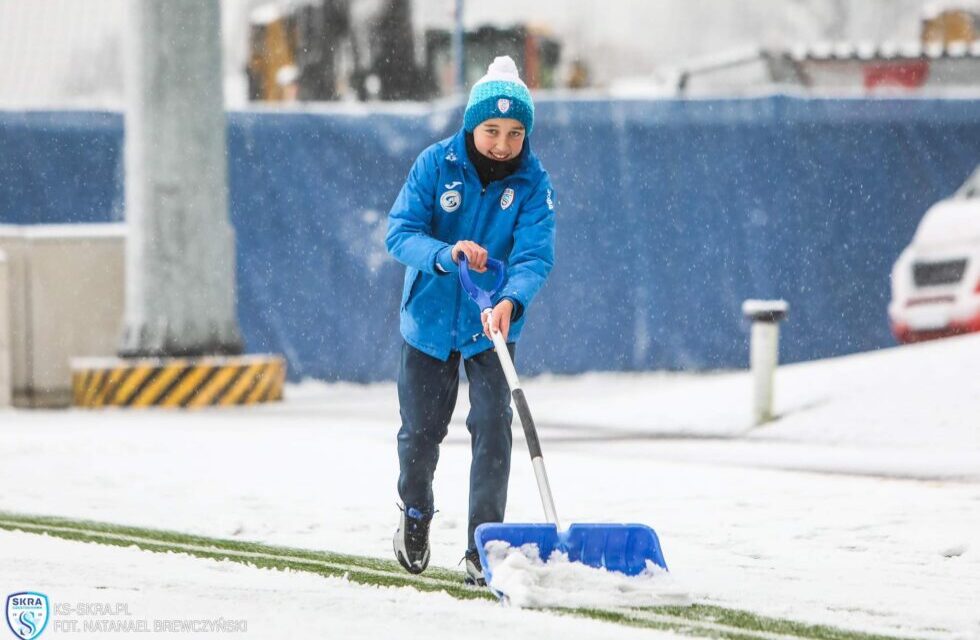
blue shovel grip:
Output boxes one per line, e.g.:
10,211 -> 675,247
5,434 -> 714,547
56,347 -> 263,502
458,254 -> 506,312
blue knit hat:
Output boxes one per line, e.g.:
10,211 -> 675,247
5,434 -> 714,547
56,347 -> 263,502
463,56 -> 534,135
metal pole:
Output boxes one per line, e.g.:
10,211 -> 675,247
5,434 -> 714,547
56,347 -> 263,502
453,0 -> 465,93
750,320 -> 779,424
120,0 -> 242,357
742,300 -> 789,426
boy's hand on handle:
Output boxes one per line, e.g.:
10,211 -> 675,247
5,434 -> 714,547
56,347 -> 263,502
482,299 -> 514,342
452,240 -> 488,272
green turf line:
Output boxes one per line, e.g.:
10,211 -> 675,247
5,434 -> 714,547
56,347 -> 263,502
0,512 -> 909,640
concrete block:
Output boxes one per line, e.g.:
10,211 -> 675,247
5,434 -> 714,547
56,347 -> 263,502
0,250 -> 10,407
0,224 -> 125,408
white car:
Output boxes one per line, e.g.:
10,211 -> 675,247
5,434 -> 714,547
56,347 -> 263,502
889,166 -> 980,343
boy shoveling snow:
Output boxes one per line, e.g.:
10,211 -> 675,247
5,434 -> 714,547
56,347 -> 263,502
385,55 -> 556,586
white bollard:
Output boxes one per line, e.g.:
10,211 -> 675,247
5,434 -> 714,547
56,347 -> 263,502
0,250 -> 10,407
742,299 -> 789,426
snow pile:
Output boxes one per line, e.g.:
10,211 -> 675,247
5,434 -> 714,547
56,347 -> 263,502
484,541 -> 690,609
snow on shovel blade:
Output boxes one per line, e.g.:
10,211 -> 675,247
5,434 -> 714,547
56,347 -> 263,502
475,522 -> 668,590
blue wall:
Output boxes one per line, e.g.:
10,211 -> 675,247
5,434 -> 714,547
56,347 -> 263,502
2,98 -> 979,380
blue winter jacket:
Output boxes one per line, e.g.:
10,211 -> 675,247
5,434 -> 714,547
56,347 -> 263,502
386,129 -> 556,361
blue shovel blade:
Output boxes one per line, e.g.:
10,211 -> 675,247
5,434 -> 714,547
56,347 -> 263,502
474,523 -> 668,591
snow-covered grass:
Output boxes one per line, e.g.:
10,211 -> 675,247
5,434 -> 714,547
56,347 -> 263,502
1,528 -> 659,640
3,512 -> 877,639
1,333 -> 979,639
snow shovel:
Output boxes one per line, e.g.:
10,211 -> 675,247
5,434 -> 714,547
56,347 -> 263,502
457,255 -> 668,591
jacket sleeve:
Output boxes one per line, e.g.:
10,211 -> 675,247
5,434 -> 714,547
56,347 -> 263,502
496,173 -> 556,321
385,149 -> 454,275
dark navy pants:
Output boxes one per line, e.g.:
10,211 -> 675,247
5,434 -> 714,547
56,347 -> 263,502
397,341 -> 515,551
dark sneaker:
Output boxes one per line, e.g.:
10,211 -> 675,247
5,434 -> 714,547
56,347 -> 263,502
463,549 -> 486,586
393,505 -> 431,574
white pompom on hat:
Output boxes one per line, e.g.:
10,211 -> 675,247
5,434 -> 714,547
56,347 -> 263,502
475,56 -> 528,88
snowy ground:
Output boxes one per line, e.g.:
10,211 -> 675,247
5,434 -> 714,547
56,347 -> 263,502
1,529 -> 661,639
2,333 -> 979,639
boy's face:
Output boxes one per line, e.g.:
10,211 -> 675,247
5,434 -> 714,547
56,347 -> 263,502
472,118 -> 525,162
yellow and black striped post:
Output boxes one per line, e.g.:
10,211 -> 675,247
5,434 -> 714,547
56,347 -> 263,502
70,355 -> 286,409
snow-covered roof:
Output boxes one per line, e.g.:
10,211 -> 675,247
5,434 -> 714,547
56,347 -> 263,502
789,41 -> 980,61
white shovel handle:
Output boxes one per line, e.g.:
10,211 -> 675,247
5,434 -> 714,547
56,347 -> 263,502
486,310 -> 561,527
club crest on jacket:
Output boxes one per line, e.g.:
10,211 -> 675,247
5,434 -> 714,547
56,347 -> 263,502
440,190 -> 461,212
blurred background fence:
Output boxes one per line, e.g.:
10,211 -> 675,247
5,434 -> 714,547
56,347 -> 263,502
3,96 -> 979,381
